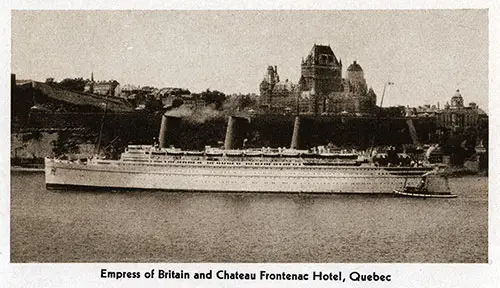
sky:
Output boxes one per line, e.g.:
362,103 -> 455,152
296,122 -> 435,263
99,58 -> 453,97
11,10 -> 488,112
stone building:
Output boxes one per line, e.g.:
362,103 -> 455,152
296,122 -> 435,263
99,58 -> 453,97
404,104 -> 440,118
179,94 -> 205,110
92,80 -> 120,96
346,60 -> 367,95
438,89 -> 487,130
120,84 -> 141,99
258,44 -> 377,115
84,73 -> 120,97
299,45 -> 343,96
297,45 -> 376,115
259,65 -> 298,113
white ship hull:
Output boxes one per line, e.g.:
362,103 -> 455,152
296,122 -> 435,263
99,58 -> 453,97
45,158 -> 437,194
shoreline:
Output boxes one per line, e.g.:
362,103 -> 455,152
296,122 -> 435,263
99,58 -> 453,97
11,166 -> 44,172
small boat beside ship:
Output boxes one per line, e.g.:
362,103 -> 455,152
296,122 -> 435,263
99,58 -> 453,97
393,172 -> 457,198
393,188 -> 457,198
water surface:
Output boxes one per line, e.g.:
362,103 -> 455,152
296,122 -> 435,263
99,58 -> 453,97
11,172 -> 488,263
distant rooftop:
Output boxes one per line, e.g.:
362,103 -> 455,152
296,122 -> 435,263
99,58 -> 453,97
347,61 -> 363,72
15,79 -> 34,85
310,44 -> 334,56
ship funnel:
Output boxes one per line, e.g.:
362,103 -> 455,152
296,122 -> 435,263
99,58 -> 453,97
224,116 -> 249,150
158,114 -> 181,148
290,116 -> 313,149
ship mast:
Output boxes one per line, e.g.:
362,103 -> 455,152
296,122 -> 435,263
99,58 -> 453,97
369,81 -> 393,155
95,93 -> 109,157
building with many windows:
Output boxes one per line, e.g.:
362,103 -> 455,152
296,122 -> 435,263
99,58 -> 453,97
258,65 -> 298,113
83,73 -> 120,97
259,44 -> 377,115
298,45 -> 376,115
438,89 -> 487,130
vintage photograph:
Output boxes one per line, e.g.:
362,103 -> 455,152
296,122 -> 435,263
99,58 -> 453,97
10,10 -> 488,263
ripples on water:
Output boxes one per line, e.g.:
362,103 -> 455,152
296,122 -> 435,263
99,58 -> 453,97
10,172 -> 487,263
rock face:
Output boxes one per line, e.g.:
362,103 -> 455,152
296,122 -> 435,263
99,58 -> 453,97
11,131 -> 95,165
11,132 -> 58,160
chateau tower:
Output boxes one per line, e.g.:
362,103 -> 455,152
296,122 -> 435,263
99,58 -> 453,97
259,65 -> 279,108
299,45 -> 343,95
299,44 -> 342,115
346,61 -> 367,95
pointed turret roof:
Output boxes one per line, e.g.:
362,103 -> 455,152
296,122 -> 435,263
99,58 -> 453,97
310,44 -> 335,56
347,60 -> 363,72
306,44 -> 340,66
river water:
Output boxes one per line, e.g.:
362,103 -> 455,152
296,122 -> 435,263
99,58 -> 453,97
10,172 -> 488,263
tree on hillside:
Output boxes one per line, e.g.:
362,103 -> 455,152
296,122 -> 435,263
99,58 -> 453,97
51,131 -> 80,158
58,78 -> 87,92
223,94 -> 258,112
201,89 -> 226,110
144,95 -> 163,111
238,94 -> 258,110
171,88 -> 191,97
172,98 -> 184,108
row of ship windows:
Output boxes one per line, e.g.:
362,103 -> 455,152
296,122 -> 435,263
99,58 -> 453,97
124,158 -> 311,166
168,161 -> 302,166
120,160 -> 303,166
117,161 -> 422,172
119,160 -> 421,173
116,165 -> 396,175
127,153 -> 308,160
193,180 -> 401,186
121,162 -> 388,175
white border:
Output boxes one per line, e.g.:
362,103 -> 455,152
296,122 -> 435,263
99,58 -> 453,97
2,1 -> 499,287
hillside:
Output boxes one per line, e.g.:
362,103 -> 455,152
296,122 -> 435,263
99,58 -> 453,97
13,81 -> 134,118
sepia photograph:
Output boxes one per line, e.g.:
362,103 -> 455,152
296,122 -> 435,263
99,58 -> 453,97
9,9 -> 488,266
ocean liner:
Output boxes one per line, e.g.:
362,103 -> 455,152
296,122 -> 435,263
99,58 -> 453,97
45,115 -> 450,194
